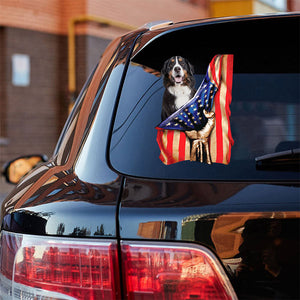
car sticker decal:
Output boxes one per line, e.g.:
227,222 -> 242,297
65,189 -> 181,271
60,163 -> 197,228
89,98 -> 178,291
156,54 -> 234,165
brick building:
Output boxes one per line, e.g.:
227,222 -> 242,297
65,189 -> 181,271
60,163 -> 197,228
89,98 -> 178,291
0,0 -> 207,166
210,0 -> 299,17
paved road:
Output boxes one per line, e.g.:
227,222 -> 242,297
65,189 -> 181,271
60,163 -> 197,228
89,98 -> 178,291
0,192 -> 6,200
0,195 -> 6,208
0,192 -> 9,207
0,179 -> 13,207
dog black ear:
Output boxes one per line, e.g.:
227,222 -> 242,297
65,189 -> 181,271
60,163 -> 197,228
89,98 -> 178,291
161,59 -> 169,76
187,60 -> 195,75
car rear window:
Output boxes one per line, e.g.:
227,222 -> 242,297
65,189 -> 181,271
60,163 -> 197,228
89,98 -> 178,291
109,16 -> 299,180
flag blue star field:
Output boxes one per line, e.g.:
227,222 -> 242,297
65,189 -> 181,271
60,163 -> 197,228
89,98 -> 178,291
157,74 -> 218,131
156,54 -> 234,165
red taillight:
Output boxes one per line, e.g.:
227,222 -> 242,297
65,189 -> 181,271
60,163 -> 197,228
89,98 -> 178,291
0,230 -> 22,280
121,241 -> 237,300
0,231 -> 121,299
0,231 -> 236,300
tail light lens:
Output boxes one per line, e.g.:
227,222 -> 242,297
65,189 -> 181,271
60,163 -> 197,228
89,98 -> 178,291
0,231 -> 121,300
121,241 -> 237,300
0,231 -> 236,300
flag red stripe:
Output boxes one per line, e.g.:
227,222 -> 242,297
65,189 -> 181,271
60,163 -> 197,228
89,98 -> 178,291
178,131 -> 187,161
156,128 -> 165,163
225,55 -> 234,163
166,130 -> 175,164
214,56 -> 224,163
214,93 -> 223,163
210,56 -> 218,86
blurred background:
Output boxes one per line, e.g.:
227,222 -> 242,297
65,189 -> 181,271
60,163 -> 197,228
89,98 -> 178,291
0,0 -> 299,197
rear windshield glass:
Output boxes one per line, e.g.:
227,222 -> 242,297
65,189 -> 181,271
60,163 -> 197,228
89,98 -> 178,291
109,17 -> 299,180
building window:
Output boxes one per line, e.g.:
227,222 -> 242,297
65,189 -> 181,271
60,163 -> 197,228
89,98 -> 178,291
12,54 -> 30,87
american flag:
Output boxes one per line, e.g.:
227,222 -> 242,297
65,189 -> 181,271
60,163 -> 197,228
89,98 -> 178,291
156,54 -> 234,165
158,77 -> 217,131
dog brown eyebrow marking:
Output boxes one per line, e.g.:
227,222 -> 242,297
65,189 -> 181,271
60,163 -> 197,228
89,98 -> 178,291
171,59 -> 175,62
179,58 -> 183,62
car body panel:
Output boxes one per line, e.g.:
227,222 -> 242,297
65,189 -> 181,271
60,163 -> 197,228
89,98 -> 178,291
2,169 -> 122,237
119,179 -> 300,298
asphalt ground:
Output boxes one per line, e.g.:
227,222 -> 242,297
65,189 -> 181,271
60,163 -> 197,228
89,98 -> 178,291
0,177 -> 13,206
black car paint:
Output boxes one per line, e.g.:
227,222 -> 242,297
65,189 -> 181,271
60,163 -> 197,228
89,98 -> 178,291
2,171 -> 121,237
1,14 -> 299,299
2,175 -> 299,298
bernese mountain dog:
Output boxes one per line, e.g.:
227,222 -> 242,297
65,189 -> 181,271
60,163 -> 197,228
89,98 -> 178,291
161,56 -> 196,120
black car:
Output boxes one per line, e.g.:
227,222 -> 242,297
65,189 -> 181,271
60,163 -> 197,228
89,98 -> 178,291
1,14 -> 299,300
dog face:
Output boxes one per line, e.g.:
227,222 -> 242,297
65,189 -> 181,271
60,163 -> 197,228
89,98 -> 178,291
160,56 -> 196,120
161,56 -> 195,87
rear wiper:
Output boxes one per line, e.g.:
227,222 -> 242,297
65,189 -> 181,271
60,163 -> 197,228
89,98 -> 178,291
255,148 -> 300,171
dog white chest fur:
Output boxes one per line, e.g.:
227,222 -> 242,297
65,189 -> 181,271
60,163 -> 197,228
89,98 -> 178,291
168,85 -> 191,110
